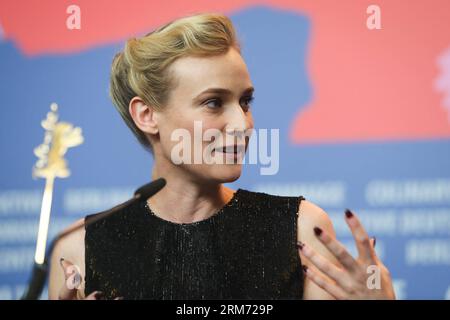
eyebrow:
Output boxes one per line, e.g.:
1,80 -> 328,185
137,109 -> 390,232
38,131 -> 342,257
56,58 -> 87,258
193,87 -> 255,101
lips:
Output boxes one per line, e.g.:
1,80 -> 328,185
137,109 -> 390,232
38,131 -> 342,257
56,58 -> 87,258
214,145 -> 245,154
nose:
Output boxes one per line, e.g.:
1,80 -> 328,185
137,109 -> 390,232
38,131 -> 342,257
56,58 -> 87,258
224,104 -> 251,141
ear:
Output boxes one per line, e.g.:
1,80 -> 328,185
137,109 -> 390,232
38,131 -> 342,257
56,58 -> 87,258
129,96 -> 159,134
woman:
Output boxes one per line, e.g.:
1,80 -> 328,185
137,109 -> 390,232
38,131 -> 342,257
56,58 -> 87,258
48,13 -> 395,300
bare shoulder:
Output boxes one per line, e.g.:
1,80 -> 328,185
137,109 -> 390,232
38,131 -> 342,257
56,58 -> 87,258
48,218 -> 86,299
297,199 -> 336,242
52,218 -> 86,262
296,198 -> 340,299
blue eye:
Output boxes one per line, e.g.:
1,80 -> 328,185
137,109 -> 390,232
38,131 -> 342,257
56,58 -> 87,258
204,98 -> 222,109
203,96 -> 254,111
240,96 -> 254,111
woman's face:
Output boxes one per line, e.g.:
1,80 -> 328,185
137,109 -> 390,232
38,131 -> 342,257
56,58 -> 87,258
155,47 -> 255,184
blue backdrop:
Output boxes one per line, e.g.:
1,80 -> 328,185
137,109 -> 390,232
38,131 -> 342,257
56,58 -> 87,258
1,5 -> 449,299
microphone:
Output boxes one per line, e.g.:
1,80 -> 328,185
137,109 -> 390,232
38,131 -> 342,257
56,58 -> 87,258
21,177 -> 166,300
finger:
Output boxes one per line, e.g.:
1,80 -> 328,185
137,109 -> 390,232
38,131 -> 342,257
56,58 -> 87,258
85,291 -> 104,300
298,241 -> 353,292
345,209 -> 376,263
370,237 -> 380,263
311,226 -> 358,272
58,258 -> 79,300
302,265 -> 346,300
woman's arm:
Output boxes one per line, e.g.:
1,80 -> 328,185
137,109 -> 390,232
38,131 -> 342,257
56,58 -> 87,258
297,200 -> 340,299
297,200 -> 395,300
48,218 -> 90,300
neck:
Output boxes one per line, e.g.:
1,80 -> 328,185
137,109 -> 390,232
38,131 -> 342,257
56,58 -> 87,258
148,159 -> 235,224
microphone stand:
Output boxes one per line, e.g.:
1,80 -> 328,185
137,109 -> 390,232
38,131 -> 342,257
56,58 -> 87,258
21,178 -> 166,300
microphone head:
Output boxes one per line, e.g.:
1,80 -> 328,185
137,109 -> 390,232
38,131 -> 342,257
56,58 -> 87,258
134,178 -> 166,199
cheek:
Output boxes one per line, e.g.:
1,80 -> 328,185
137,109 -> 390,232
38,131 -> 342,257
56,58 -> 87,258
158,116 -> 224,155
156,115 -> 186,154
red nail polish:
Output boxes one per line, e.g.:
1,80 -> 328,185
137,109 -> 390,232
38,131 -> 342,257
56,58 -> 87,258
313,226 -> 322,237
302,265 -> 308,273
345,209 -> 354,218
296,241 -> 304,250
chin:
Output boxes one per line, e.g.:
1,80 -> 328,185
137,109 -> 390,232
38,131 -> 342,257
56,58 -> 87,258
197,164 -> 241,184
214,165 -> 242,183
187,164 -> 243,185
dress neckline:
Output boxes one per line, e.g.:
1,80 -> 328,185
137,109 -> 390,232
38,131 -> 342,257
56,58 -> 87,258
142,188 -> 242,227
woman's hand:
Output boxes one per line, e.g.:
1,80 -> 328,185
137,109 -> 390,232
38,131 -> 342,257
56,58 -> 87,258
58,258 -> 122,300
298,209 -> 396,300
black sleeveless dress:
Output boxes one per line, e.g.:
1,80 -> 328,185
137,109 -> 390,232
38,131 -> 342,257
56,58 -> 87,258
84,189 -> 305,299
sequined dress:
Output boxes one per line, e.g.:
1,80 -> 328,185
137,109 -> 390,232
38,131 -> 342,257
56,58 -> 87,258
84,188 -> 305,299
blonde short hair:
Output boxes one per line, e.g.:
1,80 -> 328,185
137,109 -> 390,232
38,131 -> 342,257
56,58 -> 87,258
109,13 -> 240,152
